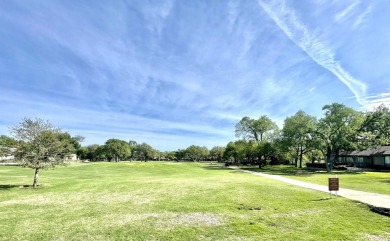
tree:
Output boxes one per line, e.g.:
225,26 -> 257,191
235,116 -> 278,142
133,143 -> 155,161
282,110 -> 318,168
175,149 -> 186,161
163,151 -> 176,161
316,103 -> 364,172
56,133 -> 84,159
209,146 -> 225,162
76,146 -> 88,160
235,115 -> 279,168
223,141 -> 246,164
86,144 -> 100,161
184,145 -> 209,161
10,118 -> 75,187
104,139 -> 131,162
359,104 -> 390,147
0,135 -> 17,156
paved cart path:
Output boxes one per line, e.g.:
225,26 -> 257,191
230,167 -> 390,209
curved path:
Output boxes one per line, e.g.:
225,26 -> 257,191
230,167 -> 390,209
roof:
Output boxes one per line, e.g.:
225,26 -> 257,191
340,146 -> 390,157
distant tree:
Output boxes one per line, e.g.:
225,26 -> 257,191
134,143 -> 155,161
86,144 -> 100,161
56,133 -> 84,159
316,103 -> 364,172
94,145 -> 108,161
0,135 -> 17,156
235,115 -> 278,143
128,140 -> 137,160
282,110 -> 318,168
209,146 -> 225,162
164,151 -> 176,161
103,139 -> 131,162
175,149 -> 187,161
235,115 -> 279,167
223,141 -> 246,164
185,145 -> 209,161
10,118 -> 75,187
76,146 -> 88,160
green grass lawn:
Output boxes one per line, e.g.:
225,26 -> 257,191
241,165 -> 390,195
1,162 -> 389,241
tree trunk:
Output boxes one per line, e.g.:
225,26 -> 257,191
33,167 -> 39,188
294,148 -> 299,167
299,146 -> 303,168
325,146 -> 333,173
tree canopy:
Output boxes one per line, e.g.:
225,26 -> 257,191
282,110 -> 318,168
11,118 -> 75,187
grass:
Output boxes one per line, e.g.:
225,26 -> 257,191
241,165 -> 390,195
0,162 -> 389,241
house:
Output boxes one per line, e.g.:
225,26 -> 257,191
339,146 -> 390,169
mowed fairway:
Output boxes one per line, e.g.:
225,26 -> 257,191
0,162 -> 389,241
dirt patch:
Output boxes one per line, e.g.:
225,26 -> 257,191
271,209 -> 319,218
166,212 -> 222,226
110,212 -> 224,228
0,191 -> 155,207
361,233 -> 390,241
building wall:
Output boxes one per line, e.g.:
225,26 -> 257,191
373,156 -> 385,167
386,156 -> 390,167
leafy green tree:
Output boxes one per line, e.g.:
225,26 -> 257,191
76,146 -> 89,160
316,103 -> 364,172
94,145 -> 108,161
134,143 -> 155,161
104,139 -> 131,162
56,133 -> 84,159
235,115 -> 279,167
86,144 -> 100,161
282,110 -> 318,168
175,149 -> 186,161
359,104 -> 390,147
0,135 -> 17,156
209,146 -> 225,162
164,151 -> 176,161
10,118 -> 75,187
235,115 -> 278,143
185,145 -> 209,161
223,141 -> 246,164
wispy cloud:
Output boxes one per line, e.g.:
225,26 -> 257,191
334,1 -> 373,29
1,1 -> 388,150
362,92 -> 390,110
257,0 -> 368,105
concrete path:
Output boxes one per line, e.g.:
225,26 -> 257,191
230,167 -> 390,209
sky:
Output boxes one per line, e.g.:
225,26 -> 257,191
1,0 -> 389,151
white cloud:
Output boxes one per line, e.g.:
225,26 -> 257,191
257,0 -> 368,106
362,92 -> 390,110
334,1 -> 360,23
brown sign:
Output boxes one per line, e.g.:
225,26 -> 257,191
328,178 -> 339,191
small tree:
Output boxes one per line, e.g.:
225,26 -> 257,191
11,118 -> 75,187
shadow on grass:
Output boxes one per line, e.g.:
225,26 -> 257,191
240,165 -> 366,177
311,198 -> 331,202
0,184 -> 39,190
0,184 -> 22,190
201,164 -> 230,171
379,179 -> 390,184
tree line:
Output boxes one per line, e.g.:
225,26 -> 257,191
1,102 -> 389,186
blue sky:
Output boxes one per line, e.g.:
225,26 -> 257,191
1,0 -> 389,151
